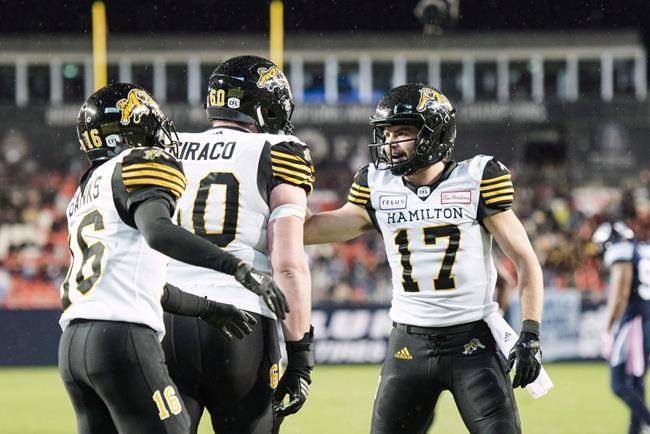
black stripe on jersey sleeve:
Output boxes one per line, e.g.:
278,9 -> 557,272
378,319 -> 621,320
270,141 -> 315,195
112,163 -> 177,229
477,157 -> 514,224
121,148 -> 187,199
256,140 -> 272,205
346,166 -> 371,208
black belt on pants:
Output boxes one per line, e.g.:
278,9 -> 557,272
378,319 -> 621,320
393,319 -> 487,336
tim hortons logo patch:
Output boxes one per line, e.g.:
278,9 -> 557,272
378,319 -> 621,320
441,190 -> 471,204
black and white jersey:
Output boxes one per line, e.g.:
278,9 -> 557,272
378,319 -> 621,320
60,147 -> 186,338
348,155 -> 513,327
167,126 -> 314,319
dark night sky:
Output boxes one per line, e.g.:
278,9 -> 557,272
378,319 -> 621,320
1,0 -> 649,36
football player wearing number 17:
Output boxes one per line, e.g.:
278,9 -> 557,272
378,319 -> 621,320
59,83 -> 288,434
304,84 -> 544,434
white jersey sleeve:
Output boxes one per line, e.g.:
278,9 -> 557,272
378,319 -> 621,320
604,242 -> 635,267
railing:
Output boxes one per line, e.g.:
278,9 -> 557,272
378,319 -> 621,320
0,32 -> 646,106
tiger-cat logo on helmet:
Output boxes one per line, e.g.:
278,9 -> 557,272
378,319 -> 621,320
416,88 -> 453,114
256,66 -> 290,94
116,89 -> 159,126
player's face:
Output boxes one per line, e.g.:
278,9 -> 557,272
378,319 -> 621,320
382,125 -> 419,164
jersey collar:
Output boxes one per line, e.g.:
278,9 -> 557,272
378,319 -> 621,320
209,125 -> 251,134
402,161 -> 458,201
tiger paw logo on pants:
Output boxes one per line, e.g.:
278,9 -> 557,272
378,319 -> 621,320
462,338 -> 486,355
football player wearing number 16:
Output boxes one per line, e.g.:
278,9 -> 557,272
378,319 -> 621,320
164,56 -> 315,434
59,83 -> 287,434
304,84 -> 544,434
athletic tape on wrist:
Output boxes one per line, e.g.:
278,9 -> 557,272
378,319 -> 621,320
269,204 -> 306,222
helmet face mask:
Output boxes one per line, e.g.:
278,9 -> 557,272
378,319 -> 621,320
369,84 -> 456,176
205,56 -> 294,135
77,83 -> 178,163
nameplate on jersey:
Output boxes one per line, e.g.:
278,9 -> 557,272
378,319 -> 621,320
67,176 -> 102,217
174,141 -> 236,161
440,190 -> 472,204
379,195 -> 408,210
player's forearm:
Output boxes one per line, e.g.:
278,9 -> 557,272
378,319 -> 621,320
514,255 -> 544,323
161,283 -> 211,317
268,206 -> 312,340
605,264 -> 633,331
274,259 -> 312,341
304,210 -> 367,244
605,299 -> 627,332
134,199 -> 241,275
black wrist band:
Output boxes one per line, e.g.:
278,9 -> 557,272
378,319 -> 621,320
521,319 -> 540,337
286,326 -> 315,368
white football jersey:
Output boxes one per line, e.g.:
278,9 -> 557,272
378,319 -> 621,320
167,126 -> 314,318
60,147 -> 187,339
347,155 -> 515,327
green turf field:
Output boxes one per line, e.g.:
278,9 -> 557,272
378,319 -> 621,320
0,362 -> 631,434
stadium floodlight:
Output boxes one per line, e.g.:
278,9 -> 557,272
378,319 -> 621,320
414,0 -> 459,35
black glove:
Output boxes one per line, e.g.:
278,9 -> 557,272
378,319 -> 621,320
234,262 -> 289,320
507,320 -> 542,389
200,300 -> 257,341
273,326 -> 315,418
161,284 -> 257,341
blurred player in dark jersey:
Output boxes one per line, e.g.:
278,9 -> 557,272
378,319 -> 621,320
596,221 -> 650,434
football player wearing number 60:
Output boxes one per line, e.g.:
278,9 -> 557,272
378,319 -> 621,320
59,83 -> 288,434
164,56 -> 315,434
304,84 -> 544,434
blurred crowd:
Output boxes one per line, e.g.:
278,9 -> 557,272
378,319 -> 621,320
0,128 -> 648,308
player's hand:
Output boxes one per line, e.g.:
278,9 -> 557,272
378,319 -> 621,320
273,327 -> 315,418
601,331 -> 613,360
201,300 -> 257,340
234,262 -> 289,319
507,320 -> 542,389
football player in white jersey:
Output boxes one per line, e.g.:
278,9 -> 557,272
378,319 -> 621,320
163,56 -> 314,434
304,84 -> 544,434
59,83 -> 288,434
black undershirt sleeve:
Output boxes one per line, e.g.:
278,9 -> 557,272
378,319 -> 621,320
133,198 -> 241,275
161,283 -> 210,317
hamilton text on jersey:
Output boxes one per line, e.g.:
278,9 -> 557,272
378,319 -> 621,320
66,176 -> 102,217
385,206 -> 464,224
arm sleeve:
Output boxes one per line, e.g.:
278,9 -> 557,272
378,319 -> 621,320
477,158 -> 514,223
346,166 -> 371,208
161,283 -> 210,317
133,198 -> 241,275
270,141 -> 315,195
121,147 -> 187,215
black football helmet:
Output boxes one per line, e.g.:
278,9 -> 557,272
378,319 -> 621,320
205,55 -> 294,134
76,83 -> 178,163
369,83 -> 456,176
